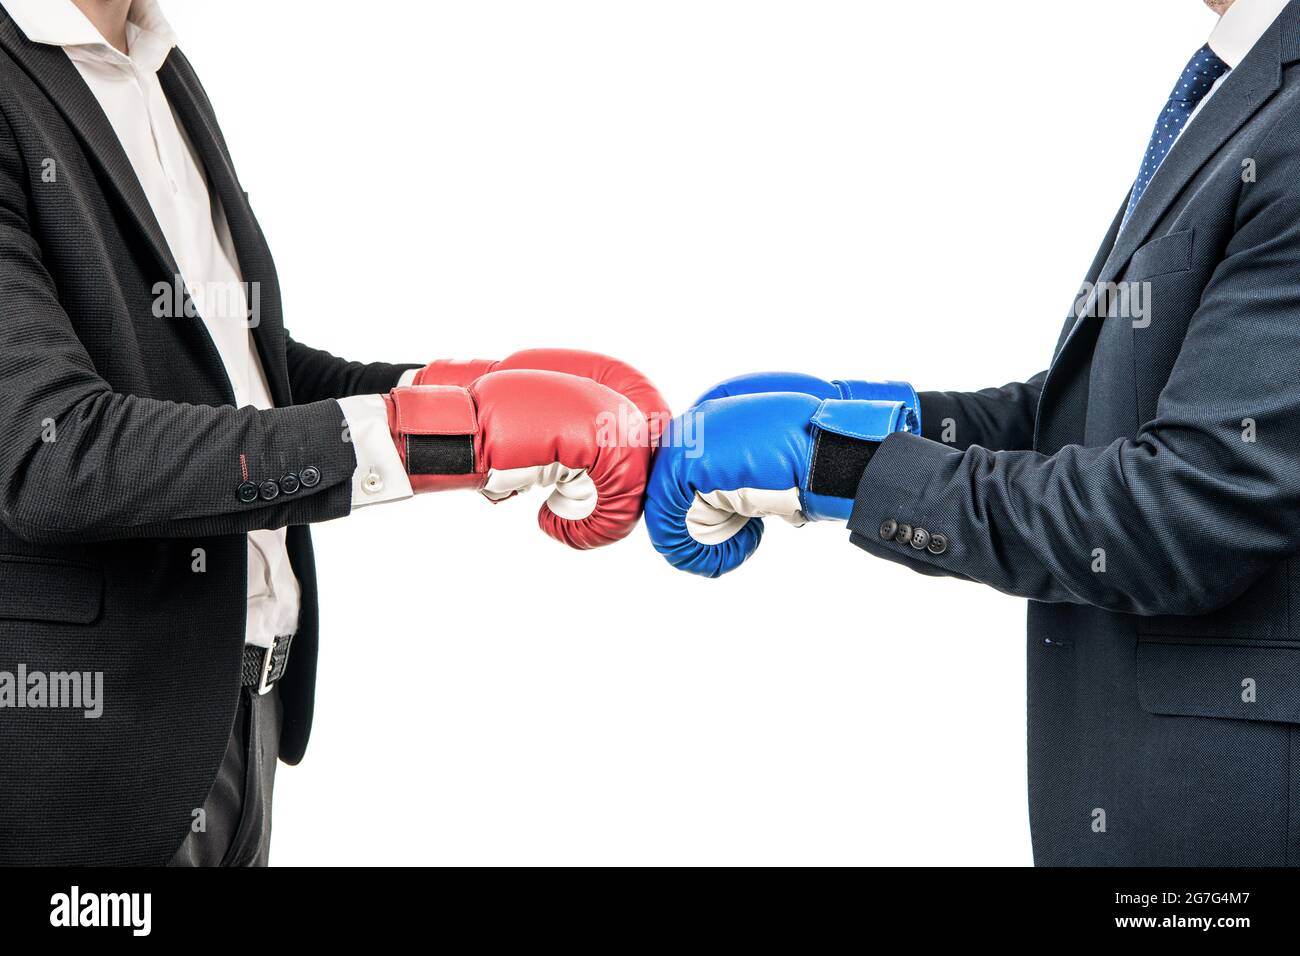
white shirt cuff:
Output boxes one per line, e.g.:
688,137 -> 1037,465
337,394 -> 414,508
397,368 -> 420,386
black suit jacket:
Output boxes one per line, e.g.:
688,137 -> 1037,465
848,2 -> 1300,864
0,12 -> 413,863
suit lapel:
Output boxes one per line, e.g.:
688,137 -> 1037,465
1030,197 -> 1126,451
0,13 -> 179,281
1035,2 -> 1297,451
1053,196 -> 1128,364
158,51 -> 291,407
1097,31 -> 1283,287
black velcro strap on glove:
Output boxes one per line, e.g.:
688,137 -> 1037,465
807,430 -> 880,500
405,434 -> 475,475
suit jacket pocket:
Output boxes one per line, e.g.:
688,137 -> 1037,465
1137,638 -> 1300,724
1137,562 -> 1290,644
1127,229 -> 1194,280
0,554 -> 103,625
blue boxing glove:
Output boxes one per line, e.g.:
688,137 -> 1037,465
645,392 -> 919,577
695,371 -> 920,418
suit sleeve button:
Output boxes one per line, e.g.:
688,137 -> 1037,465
910,528 -> 931,550
878,519 -> 898,540
927,533 -> 948,555
258,479 -> 281,501
237,481 -> 259,503
279,473 -> 301,495
894,523 -> 913,544
299,466 -> 321,488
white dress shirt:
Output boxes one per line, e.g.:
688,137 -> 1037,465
3,0 -> 413,648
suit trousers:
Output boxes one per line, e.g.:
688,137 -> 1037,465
167,685 -> 283,867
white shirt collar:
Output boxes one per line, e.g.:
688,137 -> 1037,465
1208,0 -> 1291,68
3,0 -> 177,71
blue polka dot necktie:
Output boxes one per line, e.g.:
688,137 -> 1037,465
1122,44 -> 1229,229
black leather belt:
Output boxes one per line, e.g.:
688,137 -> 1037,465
240,634 -> 294,695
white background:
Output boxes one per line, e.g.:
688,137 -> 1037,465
165,0 -> 1221,865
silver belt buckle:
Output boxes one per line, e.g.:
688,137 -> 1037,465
257,638 -> 278,695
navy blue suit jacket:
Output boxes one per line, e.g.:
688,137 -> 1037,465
850,2 -> 1300,864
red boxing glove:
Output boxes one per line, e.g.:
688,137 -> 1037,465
413,349 -> 671,448
384,369 -> 652,549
